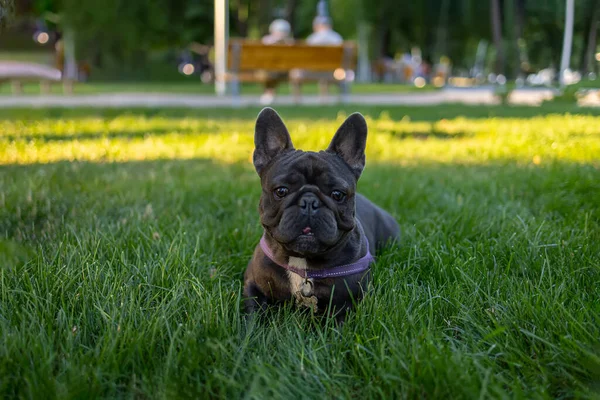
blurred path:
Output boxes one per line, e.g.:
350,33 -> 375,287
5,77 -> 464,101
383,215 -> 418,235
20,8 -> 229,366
0,87 -> 573,108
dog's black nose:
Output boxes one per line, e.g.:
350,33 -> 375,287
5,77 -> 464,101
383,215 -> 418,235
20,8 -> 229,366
299,193 -> 320,215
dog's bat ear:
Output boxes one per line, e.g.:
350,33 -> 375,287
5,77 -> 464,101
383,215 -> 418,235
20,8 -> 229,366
253,107 -> 294,175
327,113 -> 367,179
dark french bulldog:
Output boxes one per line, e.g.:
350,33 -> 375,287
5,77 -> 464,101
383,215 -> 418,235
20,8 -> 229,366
243,107 -> 400,321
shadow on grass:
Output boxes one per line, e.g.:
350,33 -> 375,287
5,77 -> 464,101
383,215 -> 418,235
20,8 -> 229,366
2,103 -> 600,122
4,128 -> 473,143
2,127 -> 208,142
389,129 -> 471,140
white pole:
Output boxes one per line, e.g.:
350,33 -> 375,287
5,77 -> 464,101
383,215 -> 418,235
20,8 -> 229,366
559,0 -> 574,88
214,0 -> 228,96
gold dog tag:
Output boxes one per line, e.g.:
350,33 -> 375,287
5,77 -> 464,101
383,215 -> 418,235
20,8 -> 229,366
294,291 -> 318,313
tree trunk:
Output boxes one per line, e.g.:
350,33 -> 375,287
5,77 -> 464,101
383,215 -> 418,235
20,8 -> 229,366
357,21 -> 371,82
504,0 -> 516,77
256,0 -> 272,36
490,0 -> 505,74
63,26 -> 77,81
375,5 -> 390,59
424,21 -> 436,65
515,0 -> 527,76
0,0 -> 16,28
381,27 -> 392,58
284,0 -> 298,35
581,0 -> 599,75
433,0 -> 450,60
515,0 -> 525,40
233,0 -> 249,37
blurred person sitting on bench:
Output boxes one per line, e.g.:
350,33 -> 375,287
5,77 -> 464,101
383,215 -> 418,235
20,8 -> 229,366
306,16 -> 342,46
304,1 -> 343,98
260,19 -> 294,105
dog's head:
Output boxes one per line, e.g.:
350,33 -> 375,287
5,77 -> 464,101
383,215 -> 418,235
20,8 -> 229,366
253,107 -> 367,256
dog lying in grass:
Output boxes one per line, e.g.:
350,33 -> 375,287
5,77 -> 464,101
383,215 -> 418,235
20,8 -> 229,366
243,108 -> 400,322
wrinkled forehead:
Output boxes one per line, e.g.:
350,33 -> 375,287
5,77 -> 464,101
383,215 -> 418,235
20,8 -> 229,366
266,150 -> 355,189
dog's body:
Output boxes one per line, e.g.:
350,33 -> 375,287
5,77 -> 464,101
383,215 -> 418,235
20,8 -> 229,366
243,108 -> 400,320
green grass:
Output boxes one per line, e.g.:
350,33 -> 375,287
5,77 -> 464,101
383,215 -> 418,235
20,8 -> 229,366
0,51 -> 55,64
2,102 -> 600,122
0,81 -> 438,96
1,105 -> 600,398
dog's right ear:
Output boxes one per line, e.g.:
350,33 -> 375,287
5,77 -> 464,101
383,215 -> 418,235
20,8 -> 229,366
253,107 -> 294,175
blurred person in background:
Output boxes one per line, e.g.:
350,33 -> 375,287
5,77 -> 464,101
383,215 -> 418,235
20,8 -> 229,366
306,0 -> 342,45
260,19 -> 294,104
305,1 -> 342,97
306,15 -> 342,45
262,19 -> 293,45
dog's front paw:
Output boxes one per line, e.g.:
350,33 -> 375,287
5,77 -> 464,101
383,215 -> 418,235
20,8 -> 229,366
243,281 -> 269,315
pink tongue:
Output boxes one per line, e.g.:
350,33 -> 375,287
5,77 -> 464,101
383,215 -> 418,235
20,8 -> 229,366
302,227 -> 312,234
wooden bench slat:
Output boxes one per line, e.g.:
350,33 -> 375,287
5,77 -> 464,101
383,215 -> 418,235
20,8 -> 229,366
229,43 -> 349,71
228,40 -> 356,71
224,39 -> 357,102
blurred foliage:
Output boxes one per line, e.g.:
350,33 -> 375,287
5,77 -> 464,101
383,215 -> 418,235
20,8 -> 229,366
14,0 -> 600,77
0,0 -> 15,29
543,85 -> 579,105
33,0 -> 214,70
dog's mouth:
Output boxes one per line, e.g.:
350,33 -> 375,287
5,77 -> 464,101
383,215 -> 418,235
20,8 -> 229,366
301,226 -> 314,236
268,224 -> 346,257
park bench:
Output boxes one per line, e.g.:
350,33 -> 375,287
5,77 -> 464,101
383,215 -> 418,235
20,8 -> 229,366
0,61 -> 72,94
227,39 -> 357,102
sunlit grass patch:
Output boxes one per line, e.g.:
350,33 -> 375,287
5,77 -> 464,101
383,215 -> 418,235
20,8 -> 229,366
2,114 -> 600,165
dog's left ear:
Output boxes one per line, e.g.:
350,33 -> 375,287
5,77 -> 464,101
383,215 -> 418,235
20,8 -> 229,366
253,107 -> 294,175
327,113 -> 367,179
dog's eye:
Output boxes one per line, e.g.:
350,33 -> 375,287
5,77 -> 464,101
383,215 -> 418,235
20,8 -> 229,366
331,190 -> 346,202
274,187 -> 289,198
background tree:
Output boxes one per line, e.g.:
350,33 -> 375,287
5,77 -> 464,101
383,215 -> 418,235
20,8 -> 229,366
6,0 -> 598,80
580,0 -> 599,74
0,0 -> 15,29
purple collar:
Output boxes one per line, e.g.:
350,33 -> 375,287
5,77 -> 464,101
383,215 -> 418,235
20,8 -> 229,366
259,234 -> 374,279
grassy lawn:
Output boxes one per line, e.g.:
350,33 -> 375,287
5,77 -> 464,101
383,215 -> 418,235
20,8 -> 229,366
0,51 -> 55,64
0,81 -> 438,96
1,105 -> 599,398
